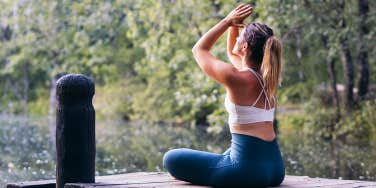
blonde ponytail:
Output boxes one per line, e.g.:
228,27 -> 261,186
261,36 -> 282,100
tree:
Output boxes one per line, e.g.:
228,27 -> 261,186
338,0 -> 355,112
357,0 -> 369,98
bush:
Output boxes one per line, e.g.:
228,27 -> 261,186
292,97 -> 376,144
278,82 -> 314,104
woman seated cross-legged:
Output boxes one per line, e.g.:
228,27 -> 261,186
163,3 -> 285,188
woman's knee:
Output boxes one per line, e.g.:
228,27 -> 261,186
163,148 -> 186,172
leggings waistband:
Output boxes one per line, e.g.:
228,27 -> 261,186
230,133 -> 281,161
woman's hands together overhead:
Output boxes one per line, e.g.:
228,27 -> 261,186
225,4 -> 253,28
191,3 -> 253,86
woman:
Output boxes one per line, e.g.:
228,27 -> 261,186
163,3 -> 284,188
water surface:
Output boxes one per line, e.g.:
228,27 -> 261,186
0,116 -> 375,187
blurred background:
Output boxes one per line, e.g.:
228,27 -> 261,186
0,0 -> 375,186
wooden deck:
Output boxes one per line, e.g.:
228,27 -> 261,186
7,172 -> 376,188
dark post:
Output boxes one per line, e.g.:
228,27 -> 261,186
56,74 -> 95,188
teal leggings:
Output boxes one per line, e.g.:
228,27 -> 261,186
163,133 -> 285,188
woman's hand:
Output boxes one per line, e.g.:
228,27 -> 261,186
225,4 -> 253,27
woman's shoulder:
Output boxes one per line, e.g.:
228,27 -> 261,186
230,69 -> 262,88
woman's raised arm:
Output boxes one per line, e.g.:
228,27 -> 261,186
227,27 -> 243,69
191,4 -> 252,86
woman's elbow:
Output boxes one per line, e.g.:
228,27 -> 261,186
191,46 -> 196,54
191,45 -> 200,55
192,45 -> 209,57
191,46 -> 202,59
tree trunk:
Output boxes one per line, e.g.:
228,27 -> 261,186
338,1 -> 355,112
1,25 -> 12,42
357,0 -> 369,99
22,61 -> 30,126
49,75 -> 57,158
210,0 -> 220,13
339,40 -> 355,112
321,35 -> 340,134
328,58 -> 341,123
48,50 -> 60,159
296,33 -> 304,81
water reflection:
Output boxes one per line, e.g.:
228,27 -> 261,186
0,116 -> 375,187
280,134 -> 376,181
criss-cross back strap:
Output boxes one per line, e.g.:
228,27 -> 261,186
246,68 -> 272,109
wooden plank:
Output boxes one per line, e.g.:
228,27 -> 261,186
6,179 -> 55,188
281,177 -> 337,187
7,172 -> 376,188
66,173 -> 376,188
327,182 -> 376,188
277,175 -> 312,186
96,172 -> 171,182
66,172 -> 188,188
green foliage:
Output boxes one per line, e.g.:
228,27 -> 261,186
123,0 -> 230,124
27,89 -> 50,116
278,82 -> 314,104
335,100 -> 376,143
281,98 -> 376,144
94,80 -> 133,121
207,105 -> 228,134
0,0 -> 375,132
301,104 -> 340,139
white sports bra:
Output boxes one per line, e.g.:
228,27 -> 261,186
224,67 -> 275,125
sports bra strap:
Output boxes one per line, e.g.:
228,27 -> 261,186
264,97 -> 267,109
246,68 -> 272,109
251,89 -> 263,107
